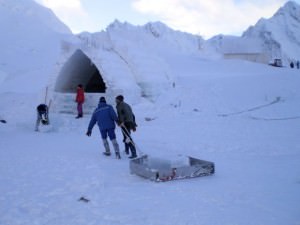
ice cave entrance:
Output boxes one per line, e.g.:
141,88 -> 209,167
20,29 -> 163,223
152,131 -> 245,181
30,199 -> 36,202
53,49 -> 107,114
55,49 -> 106,93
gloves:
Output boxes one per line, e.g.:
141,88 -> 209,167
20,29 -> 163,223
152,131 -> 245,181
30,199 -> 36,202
41,119 -> 49,125
86,131 -> 91,136
131,122 -> 137,132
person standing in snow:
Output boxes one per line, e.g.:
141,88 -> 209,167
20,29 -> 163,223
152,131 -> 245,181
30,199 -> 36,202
35,104 -> 49,131
86,97 -> 121,159
115,95 -> 137,159
75,84 -> 85,118
296,60 -> 300,69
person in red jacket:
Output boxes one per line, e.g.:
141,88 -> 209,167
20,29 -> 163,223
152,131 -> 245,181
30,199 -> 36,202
75,84 -> 85,118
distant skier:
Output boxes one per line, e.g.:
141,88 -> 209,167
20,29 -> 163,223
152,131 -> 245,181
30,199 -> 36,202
75,84 -> 85,118
86,97 -> 121,159
296,60 -> 300,69
115,95 -> 137,159
290,61 -> 294,68
35,104 -> 49,131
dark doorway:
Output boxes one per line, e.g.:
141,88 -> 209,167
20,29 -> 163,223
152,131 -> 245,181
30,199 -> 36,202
55,49 -> 106,93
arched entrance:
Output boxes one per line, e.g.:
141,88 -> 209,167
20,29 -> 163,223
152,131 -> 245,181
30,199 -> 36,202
53,49 -> 108,114
55,49 -> 106,93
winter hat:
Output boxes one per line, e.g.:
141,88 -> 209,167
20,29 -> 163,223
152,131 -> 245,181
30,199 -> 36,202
99,96 -> 106,103
116,95 -> 124,102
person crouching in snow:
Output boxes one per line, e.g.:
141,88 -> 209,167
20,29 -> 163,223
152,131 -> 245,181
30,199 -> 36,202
35,104 -> 49,131
86,97 -> 121,159
75,84 -> 85,118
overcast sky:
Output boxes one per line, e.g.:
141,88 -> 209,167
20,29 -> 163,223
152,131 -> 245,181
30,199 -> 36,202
34,0 -> 299,38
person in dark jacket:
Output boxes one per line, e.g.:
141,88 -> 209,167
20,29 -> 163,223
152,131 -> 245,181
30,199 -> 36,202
115,95 -> 137,159
86,97 -> 121,159
75,84 -> 85,118
35,104 -> 49,131
290,61 -> 294,68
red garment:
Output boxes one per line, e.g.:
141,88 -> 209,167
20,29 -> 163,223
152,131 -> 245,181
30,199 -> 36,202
76,87 -> 85,103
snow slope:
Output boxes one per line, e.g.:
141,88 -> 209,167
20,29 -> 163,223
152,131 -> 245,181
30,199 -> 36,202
242,1 -> 300,63
1,57 -> 300,225
76,20 -> 205,101
0,1 -> 300,225
1,0 -> 299,97
205,1 -> 300,66
0,0 -> 75,93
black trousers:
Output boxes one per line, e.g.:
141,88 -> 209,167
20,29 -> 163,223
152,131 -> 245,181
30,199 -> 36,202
121,123 -> 137,156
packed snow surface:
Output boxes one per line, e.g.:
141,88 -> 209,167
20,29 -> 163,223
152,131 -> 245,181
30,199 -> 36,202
1,58 -> 300,225
0,1 -> 300,225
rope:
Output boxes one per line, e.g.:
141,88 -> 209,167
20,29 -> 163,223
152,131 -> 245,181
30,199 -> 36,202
120,124 -> 144,156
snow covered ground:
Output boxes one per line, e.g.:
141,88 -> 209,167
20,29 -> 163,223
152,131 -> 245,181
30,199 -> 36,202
1,58 -> 300,225
1,1 -> 300,224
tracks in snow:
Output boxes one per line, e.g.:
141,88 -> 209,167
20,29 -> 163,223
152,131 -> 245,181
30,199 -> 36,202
218,96 -> 282,117
218,96 -> 300,120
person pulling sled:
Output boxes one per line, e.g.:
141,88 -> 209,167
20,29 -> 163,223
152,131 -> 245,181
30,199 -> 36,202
115,95 -> 138,159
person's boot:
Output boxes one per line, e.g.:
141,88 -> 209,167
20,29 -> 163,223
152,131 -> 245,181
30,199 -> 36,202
35,123 -> 39,132
115,152 -> 121,159
102,139 -> 111,156
124,143 -> 130,155
75,114 -> 83,119
112,139 -> 121,159
128,154 -> 137,159
128,143 -> 137,159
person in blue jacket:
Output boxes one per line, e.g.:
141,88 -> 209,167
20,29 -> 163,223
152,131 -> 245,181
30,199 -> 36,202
86,97 -> 121,159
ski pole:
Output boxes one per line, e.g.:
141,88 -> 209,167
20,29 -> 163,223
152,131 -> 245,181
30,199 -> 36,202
44,86 -> 48,104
